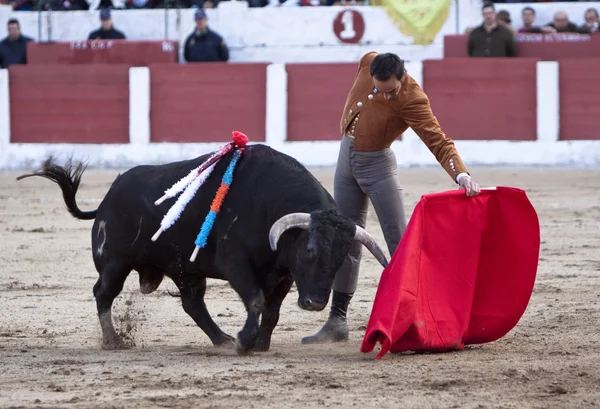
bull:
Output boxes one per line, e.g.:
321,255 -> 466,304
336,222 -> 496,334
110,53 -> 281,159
17,143 -> 388,354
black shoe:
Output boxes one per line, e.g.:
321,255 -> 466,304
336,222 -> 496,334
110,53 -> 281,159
302,291 -> 353,344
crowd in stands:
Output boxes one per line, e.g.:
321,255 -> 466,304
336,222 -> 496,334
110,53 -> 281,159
0,0 -> 359,10
466,1 -> 599,57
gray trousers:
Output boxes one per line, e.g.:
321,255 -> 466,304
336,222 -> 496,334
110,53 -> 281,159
332,135 -> 408,294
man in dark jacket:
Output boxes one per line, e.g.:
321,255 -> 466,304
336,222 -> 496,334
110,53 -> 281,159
467,2 -> 516,58
88,8 -> 126,40
543,10 -> 578,33
0,19 -> 33,69
184,9 -> 229,63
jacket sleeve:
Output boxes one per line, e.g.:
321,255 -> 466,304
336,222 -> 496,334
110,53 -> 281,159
183,35 -> 192,62
356,51 -> 377,78
218,37 -> 229,62
506,32 -> 516,57
401,96 -> 470,182
467,32 -> 475,56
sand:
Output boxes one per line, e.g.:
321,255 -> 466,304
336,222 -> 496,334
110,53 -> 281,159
1,164 -> 599,409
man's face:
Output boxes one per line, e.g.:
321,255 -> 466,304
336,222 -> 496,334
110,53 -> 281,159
7,23 -> 20,40
373,76 -> 403,101
196,18 -> 207,31
522,9 -> 535,26
482,6 -> 496,25
101,18 -> 112,30
553,12 -> 569,30
585,10 -> 599,25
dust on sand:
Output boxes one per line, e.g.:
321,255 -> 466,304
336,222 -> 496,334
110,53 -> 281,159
1,165 -> 599,409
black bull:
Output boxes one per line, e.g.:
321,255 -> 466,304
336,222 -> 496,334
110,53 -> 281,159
17,144 -> 388,354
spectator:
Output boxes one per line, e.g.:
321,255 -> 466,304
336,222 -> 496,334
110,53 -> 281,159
467,2 -> 515,58
88,9 -> 126,40
578,8 -> 599,33
184,9 -> 229,63
519,6 -> 542,33
190,0 -> 219,8
52,0 -> 91,10
544,11 -> 578,33
0,18 -> 33,69
496,10 -> 516,35
247,0 -> 268,6
8,0 -> 36,11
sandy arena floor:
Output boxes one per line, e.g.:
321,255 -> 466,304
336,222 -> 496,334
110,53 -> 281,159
1,163 -> 599,409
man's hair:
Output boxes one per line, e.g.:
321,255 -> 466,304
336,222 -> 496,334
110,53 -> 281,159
522,6 -> 535,15
482,1 -> 494,11
7,18 -> 19,26
370,53 -> 406,82
585,7 -> 599,18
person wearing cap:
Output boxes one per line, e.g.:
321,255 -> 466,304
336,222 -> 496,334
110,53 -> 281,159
184,9 -> 229,63
301,51 -> 480,345
88,9 -> 126,40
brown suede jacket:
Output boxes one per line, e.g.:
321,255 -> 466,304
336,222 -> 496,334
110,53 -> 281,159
340,51 -> 469,182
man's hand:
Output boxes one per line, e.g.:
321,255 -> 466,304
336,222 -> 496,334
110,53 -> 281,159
541,26 -> 557,33
458,175 -> 480,197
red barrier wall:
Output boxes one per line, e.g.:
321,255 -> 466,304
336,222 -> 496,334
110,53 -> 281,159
559,59 -> 600,140
423,58 -> 539,140
149,63 -> 267,143
444,33 -> 600,59
9,64 -> 130,144
27,41 -> 178,65
286,63 -> 357,141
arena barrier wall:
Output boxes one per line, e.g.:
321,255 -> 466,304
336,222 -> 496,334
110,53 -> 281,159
1,59 -> 600,170
8,64 -> 131,144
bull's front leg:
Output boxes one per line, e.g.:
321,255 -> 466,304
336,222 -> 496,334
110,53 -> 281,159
255,273 -> 294,352
224,265 -> 266,355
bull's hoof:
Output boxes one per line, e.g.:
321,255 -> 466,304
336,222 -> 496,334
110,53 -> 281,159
235,339 -> 253,355
253,338 -> 271,352
235,331 -> 257,355
213,334 -> 236,349
101,334 -> 130,350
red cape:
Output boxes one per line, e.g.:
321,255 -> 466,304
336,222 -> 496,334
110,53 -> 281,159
360,187 -> 540,359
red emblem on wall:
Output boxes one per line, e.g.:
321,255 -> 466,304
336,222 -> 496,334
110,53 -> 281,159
333,9 -> 365,44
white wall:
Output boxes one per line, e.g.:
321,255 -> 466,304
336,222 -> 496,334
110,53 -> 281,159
1,60 -> 600,171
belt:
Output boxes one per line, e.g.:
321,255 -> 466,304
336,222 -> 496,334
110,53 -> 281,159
345,134 -> 355,139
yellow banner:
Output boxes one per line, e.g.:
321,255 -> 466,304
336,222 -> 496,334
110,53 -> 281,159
371,0 -> 453,45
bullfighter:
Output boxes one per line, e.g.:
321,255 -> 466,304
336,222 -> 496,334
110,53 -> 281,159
302,51 -> 481,345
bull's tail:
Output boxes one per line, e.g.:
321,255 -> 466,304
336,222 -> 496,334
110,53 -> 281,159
16,156 -> 97,220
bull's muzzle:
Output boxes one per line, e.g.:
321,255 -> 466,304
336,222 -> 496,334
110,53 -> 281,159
298,296 -> 327,312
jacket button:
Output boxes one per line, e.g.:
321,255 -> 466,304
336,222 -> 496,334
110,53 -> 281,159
357,102 -> 363,107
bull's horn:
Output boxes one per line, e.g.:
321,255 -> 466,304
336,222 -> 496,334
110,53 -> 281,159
269,213 -> 311,251
354,226 -> 389,268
